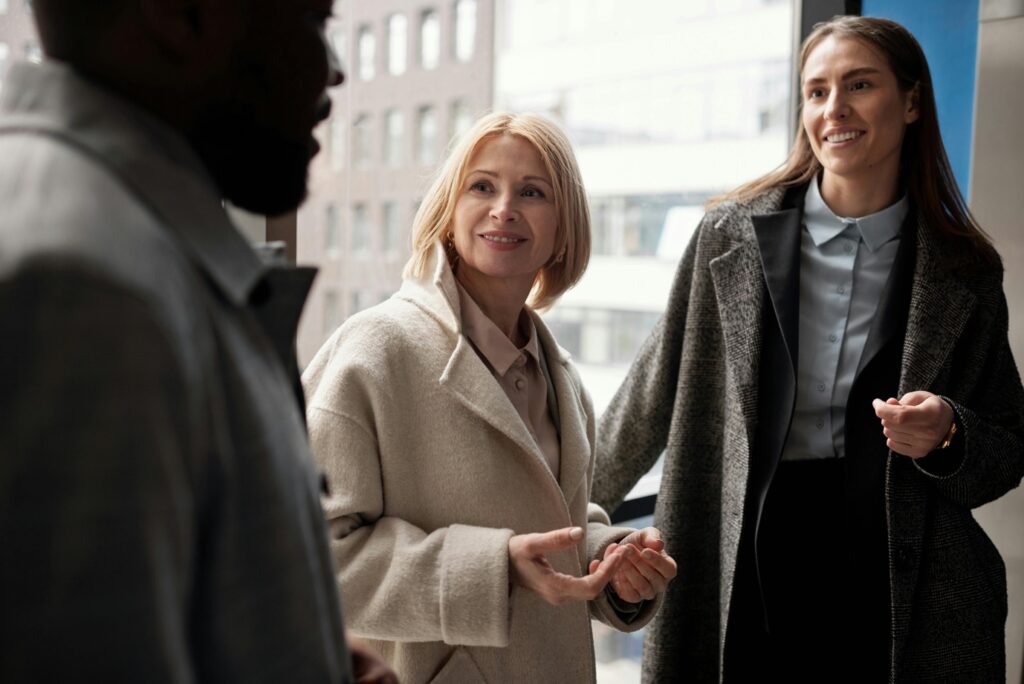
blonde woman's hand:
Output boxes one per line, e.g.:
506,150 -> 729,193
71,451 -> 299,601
509,526 -> 625,606
597,527 -> 677,604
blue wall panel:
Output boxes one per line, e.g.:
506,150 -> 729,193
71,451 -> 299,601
860,0 -> 979,195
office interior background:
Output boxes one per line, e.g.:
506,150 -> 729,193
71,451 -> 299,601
1,0 -> 1021,680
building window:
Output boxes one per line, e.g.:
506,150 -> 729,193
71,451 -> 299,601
357,25 -> 375,81
382,202 -> 402,255
383,109 -> 405,168
387,14 -> 408,76
353,114 -> 373,167
0,43 -> 9,85
330,28 -> 347,71
453,0 -> 477,62
323,290 -> 339,335
449,99 -> 474,143
420,9 -> 441,70
329,115 -> 346,171
416,106 -> 438,166
24,40 -> 42,64
349,290 -> 371,317
325,203 -> 340,254
352,204 -> 372,254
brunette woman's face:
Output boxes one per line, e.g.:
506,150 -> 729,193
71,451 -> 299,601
801,35 -> 919,192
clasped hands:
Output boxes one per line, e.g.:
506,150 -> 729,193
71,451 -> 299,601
872,390 -> 955,459
508,526 -> 677,607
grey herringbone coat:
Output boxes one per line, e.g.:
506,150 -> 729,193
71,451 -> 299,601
593,187 -> 1024,683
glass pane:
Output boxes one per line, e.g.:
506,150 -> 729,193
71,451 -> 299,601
384,109 -> 405,167
357,25 -> 375,81
417,106 -> 438,166
388,14 -> 408,76
420,10 -> 441,70
454,0 -> 477,62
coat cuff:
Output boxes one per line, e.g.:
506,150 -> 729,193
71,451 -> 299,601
439,523 -> 515,647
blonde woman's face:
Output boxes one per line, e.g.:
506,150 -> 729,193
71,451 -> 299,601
450,134 -> 558,306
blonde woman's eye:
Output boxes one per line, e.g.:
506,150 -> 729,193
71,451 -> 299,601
470,181 -> 490,192
522,187 -> 545,198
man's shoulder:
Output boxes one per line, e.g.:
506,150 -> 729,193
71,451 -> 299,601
0,131 -> 196,305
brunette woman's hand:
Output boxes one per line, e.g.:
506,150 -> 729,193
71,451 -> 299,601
509,526 -> 625,606
595,527 -> 677,603
872,391 -> 956,458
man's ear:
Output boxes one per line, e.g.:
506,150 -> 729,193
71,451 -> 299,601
138,0 -> 238,67
138,0 -> 202,61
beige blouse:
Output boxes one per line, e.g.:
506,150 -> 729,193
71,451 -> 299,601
456,282 -> 561,479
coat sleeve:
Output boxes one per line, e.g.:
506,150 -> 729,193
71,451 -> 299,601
570,357 -> 662,631
913,284 -> 1024,509
0,259 -> 200,682
592,224 -> 702,513
304,327 -> 515,648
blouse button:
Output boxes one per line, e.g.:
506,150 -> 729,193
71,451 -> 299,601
515,377 -> 526,391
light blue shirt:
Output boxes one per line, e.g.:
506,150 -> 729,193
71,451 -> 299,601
781,178 -> 908,461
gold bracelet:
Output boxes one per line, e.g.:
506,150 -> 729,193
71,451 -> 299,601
938,420 -> 958,450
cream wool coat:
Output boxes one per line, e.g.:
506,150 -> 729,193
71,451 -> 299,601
303,244 -> 657,683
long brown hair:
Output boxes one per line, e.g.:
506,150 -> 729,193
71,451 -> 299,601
712,15 -> 996,264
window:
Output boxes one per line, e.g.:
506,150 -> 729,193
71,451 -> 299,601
351,204 -> 371,254
330,28 -> 347,71
416,106 -> 438,166
383,109 -> 404,167
329,115 -> 346,171
0,0 -> 8,14
349,290 -> 371,316
449,99 -> 474,143
322,291 -> 339,335
357,25 -> 375,81
420,9 -> 441,70
0,43 -> 8,86
382,202 -> 402,255
324,203 -> 340,254
24,40 -> 42,64
353,114 -> 373,168
453,0 -> 477,62
387,14 -> 408,76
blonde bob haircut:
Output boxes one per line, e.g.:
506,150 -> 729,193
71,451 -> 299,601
404,112 -> 591,311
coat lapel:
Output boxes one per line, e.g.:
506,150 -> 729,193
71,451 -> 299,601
853,214 -> 916,381
899,216 -> 977,394
439,336 -> 554,480
710,239 -> 767,441
533,321 -> 591,503
752,206 -> 802,375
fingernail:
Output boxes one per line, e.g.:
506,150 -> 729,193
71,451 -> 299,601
569,527 -> 583,541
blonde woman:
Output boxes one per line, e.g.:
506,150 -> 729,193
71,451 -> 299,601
303,112 -> 676,683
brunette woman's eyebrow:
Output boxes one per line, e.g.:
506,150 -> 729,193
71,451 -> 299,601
805,66 -> 882,86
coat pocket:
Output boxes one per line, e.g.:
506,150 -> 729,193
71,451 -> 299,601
429,648 -> 486,683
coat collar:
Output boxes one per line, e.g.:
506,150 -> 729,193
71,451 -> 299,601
0,60 -> 266,307
399,244 -> 587,501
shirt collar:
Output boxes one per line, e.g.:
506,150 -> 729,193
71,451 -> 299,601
0,60 -> 266,306
456,281 -> 539,377
803,176 -> 908,252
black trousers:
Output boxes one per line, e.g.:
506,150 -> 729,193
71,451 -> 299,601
724,458 -> 891,683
